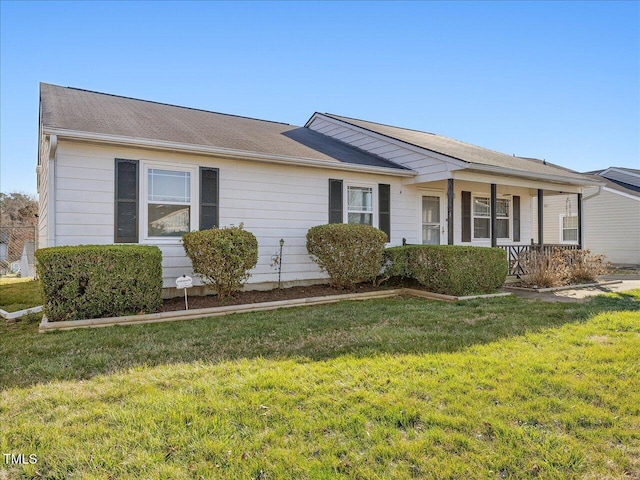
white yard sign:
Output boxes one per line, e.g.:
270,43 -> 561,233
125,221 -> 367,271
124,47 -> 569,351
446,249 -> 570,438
176,275 -> 193,309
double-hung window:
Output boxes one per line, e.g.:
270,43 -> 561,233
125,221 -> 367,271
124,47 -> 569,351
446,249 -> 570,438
495,198 -> 510,238
347,185 -> 374,226
146,167 -> 194,238
473,196 -> 510,239
561,215 -> 578,243
473,197 -> 491,238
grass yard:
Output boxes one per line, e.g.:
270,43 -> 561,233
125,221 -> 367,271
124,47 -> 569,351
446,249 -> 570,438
0,279 -> 41,313
1,291 -> 639,479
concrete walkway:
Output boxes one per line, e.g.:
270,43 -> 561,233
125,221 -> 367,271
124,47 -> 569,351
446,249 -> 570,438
504,274 -> 640,303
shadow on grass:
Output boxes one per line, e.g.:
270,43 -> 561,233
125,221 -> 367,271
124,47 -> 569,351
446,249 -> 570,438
2,290 -> 638,390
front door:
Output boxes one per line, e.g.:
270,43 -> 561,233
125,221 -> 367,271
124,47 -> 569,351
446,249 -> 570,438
422,196 -> 441,245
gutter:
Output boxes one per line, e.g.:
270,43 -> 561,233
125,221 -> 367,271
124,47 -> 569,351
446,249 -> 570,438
42,127 -> 417,178
583,185 -> 602,202
465,163 -> 604,188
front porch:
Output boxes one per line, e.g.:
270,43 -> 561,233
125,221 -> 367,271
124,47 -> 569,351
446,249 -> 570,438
402,173 -> 589,277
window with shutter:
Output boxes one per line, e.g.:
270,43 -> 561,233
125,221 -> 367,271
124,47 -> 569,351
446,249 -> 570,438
114,159 -> 139,243
378,184 -> 391,241
328,179 -> 343,224
200,167 -> 219,230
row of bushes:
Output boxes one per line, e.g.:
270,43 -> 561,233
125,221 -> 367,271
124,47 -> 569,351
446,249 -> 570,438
306,224 -> 507,295
37,224 -> 510,322
36,226 -> 259,322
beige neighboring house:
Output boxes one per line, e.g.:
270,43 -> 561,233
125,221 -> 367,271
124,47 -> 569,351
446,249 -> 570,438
534,167 -> 640,265
37,83 -> 601,295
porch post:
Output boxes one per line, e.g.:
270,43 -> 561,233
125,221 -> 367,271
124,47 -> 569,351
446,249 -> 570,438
577,192 -> 583,249
490,183 -> 497,248
447,179 -> 454,245
537,189 -> 544,246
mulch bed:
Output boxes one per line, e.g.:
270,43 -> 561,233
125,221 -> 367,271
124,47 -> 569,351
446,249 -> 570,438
161,283 -> 389,312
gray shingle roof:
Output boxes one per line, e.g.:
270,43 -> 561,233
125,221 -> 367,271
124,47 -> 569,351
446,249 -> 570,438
322,113 -> 591,182
40,84 -> 409,172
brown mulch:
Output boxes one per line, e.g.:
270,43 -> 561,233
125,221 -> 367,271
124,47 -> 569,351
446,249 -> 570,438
161,283 -> 390,312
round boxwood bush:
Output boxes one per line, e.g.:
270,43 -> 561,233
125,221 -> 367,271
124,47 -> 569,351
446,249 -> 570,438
306,223 -> 388,289
182,225 -> 258,299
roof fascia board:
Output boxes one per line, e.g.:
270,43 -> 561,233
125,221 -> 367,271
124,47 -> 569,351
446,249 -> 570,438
44,127 -> 417,178
464,164 -> 602,187
602,186 -> 640,201
306,113 -> 469,169
403,171 -> 453,185
452,170 -> 586,193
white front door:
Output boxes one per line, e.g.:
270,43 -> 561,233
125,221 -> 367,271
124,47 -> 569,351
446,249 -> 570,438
422,196 -> 442,245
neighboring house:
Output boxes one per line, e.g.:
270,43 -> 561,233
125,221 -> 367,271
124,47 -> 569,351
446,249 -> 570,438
535,167 -> 640,265
19,242 -> 36,278
37,83 -> 601,294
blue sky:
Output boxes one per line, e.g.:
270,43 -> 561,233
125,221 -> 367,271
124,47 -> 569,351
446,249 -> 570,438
1,0 -> 638,196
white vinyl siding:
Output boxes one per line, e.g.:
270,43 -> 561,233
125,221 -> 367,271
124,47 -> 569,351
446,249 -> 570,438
49,141 -> 417,289
307,115 -> 462,176
535,191 -> 639,265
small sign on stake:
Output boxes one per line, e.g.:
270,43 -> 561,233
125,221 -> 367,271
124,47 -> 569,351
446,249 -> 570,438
175,275 -> 193,310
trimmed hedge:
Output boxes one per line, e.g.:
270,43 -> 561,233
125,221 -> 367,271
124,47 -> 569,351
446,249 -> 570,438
307,223 -> 388,289
182,225 -> 258,299
383,245 -> 508,296
35,245 -> 163,322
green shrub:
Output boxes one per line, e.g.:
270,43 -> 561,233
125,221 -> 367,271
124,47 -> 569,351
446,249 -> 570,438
383,245 -> 508,296
306,223 -> 388,289
35,245 -> 163,322
182,225 -> 258,299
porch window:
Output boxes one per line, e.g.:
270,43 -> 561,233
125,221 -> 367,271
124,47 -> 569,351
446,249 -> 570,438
347,185 -> 373,225
561,215 -> 578,243
473,197 -> 490,238
147,168 -> 192,237
473,196 -> 510,239
495,198 -> 510,238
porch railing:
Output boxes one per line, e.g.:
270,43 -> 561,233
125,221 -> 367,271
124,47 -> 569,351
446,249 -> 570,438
499,244 -> 581,277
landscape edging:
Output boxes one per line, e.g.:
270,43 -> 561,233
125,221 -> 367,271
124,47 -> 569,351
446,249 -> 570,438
1,305 -> 43,321
38,288 -> 511,333
503,280 -> 622,293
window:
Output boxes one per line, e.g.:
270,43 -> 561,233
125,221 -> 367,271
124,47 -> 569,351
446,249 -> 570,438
347,185 -> 373,225
495,198 -> 510,238
146,168 -> 193,238
473,197 -> 490,238
561,215 -> 578,243
473,196 -> 510,239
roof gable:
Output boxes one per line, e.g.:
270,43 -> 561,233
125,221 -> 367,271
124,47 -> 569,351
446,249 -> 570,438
318,113 -> 592,184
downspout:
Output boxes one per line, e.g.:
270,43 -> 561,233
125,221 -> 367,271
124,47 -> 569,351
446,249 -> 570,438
47,135 -> 58,247
580,186 -> 602,251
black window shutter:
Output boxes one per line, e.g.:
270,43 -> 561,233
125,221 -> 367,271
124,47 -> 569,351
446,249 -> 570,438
200,167 -> 219,230
114,159 -> 139,243
513,195 -> 521,242
328,179 -> 343,223
461,191 -> 471,242
378,184 -> 391,241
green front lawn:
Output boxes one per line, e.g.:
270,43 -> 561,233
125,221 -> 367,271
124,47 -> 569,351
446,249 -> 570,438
0,279 -> 41,312
1,291 -> 639,479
